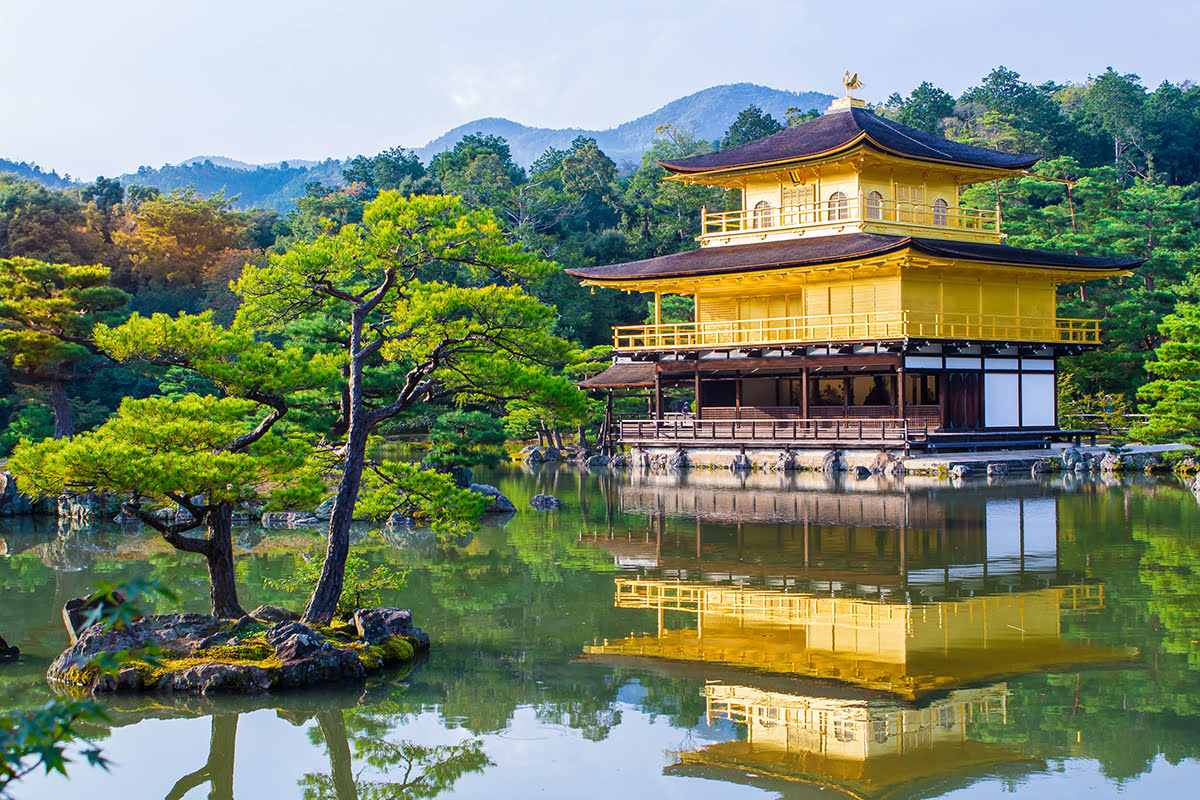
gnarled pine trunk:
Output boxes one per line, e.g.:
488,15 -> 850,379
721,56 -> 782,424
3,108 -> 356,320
49,378 -> 74,440
206,503 -> 246,619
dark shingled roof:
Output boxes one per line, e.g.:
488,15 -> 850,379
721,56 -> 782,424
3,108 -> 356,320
565,234 -> 1143,282
577,362 -> 656,388
659,106 -> 1041,173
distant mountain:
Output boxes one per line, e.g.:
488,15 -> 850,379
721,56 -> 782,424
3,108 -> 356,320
178,155 -> 327,171
0,158 -> 74,189
119,158 -> 346,211
2,83 -> 835,209
415,83 -> 836,167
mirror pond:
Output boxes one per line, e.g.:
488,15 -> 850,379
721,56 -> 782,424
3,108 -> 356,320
3,466 -> 1200,799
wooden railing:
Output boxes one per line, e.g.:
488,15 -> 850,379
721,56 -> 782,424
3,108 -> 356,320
613,311 -> 1100,351
702,196 -> 999,237
618,417 -> 929,444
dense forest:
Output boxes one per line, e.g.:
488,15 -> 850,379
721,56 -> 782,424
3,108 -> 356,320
2,65 -> 1200,449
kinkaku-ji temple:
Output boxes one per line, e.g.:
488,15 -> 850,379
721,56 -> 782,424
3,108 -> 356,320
570,74 -> 1143,455
579,472 -> 1136,798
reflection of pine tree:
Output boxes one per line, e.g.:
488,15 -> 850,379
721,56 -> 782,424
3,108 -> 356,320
300,708 -> 491,800
165,714 -> 237,800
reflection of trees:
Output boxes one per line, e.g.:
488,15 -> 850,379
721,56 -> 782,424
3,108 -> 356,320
165,713 -> 237,800
302,708 -> 490,800
1136,525 -> 1200,669
973,480 -> 1200,780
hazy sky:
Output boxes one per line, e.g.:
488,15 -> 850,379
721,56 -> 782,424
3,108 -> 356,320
2,0 -> 1195,179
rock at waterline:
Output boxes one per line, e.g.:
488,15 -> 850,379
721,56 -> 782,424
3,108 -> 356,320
0,635 -> 19,661
47,608 -> 426,694
529,494 -> 563,511
261,511 -> 323,529
730,454 -> 752,472
468,483 -> 516,513
353,607 -> 431,650
248,605 -> 300,624
63,591 -> 129,644
313,496 -> 336,521
949,465 -> 973,479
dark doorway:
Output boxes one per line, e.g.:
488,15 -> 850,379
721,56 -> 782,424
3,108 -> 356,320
944,372 -> 983,430
700,380 -> 736,407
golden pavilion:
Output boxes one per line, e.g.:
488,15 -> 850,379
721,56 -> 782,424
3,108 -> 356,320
570,77 -> 1142,453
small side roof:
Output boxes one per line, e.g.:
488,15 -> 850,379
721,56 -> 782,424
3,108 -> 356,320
577,362 -> 656,389
659,106 -> 1040,174
565,234 -> 1143,283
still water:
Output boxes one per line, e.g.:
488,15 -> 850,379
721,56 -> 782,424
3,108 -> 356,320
3,467 -> 1200,799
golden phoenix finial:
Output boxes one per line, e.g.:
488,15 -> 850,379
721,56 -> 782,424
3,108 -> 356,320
843,71 -> 863,96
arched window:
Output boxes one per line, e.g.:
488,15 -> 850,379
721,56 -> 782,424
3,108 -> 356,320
933,197 -> 949,226
828,191 -> 849,221
865,190 -> 884,220
753,200 -> 773,229
833,719 -> 856,743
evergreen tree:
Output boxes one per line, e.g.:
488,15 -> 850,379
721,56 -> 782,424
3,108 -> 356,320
1136,277 -> 1200,442
720,105 -> 783,149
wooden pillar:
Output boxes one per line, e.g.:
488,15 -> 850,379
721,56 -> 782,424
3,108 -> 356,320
653,291 -> 661,326
693,362 -> 702,418
604,390 -> 614,456
654,370 -> 663,420
735,377 -> 742,420
801,366 -> 809,418
898,363 -> 906,420
938,371 -> 949,431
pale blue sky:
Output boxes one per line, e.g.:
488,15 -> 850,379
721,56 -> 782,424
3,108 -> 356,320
2,0 -> 1195,179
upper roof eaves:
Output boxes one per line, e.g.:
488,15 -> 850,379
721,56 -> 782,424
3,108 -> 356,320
658,107 -> 1041,174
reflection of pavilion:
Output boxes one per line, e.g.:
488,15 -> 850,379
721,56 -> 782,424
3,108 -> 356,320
585,473 -> 1072,600
586,578 -> 1129,700
667,683 -> 1039,800
585,573 -> 1131,797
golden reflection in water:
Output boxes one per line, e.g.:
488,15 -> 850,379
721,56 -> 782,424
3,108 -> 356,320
666,683 -> 1042,799
585,579 -> 1134,699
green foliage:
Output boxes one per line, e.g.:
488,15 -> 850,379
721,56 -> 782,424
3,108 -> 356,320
9,394 -> 317,508
236,192 -> 586,430
882,81 -> 955,134
358,461 -> 487,536
342,147 -> 428,197
620,127 -> 731,258
1057,371 -> 1132,434
426,410 -> 507,469
268,540 -> 403,619
0,258 -> 128,381
720,104 -> 782,149
1136,279 -> 1200,442
301,735 -> 491,800
0,401 -> 52,455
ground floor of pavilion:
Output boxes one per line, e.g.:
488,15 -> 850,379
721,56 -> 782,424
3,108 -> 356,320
581,342 -> 1087,452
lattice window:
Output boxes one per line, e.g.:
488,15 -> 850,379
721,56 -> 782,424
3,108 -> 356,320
895,185 -> 926,223
781,184 -> 816,225
698,297 -> 737,322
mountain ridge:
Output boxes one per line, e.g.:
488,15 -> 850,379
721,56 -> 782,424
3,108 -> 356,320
2,83 -> 836,210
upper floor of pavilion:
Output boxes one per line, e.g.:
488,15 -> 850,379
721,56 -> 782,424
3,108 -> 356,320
662,91 -> 1040,247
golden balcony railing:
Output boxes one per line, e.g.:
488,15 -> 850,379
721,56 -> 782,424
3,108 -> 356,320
613,311 -> 1100,351
701,196 -> 1000,237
